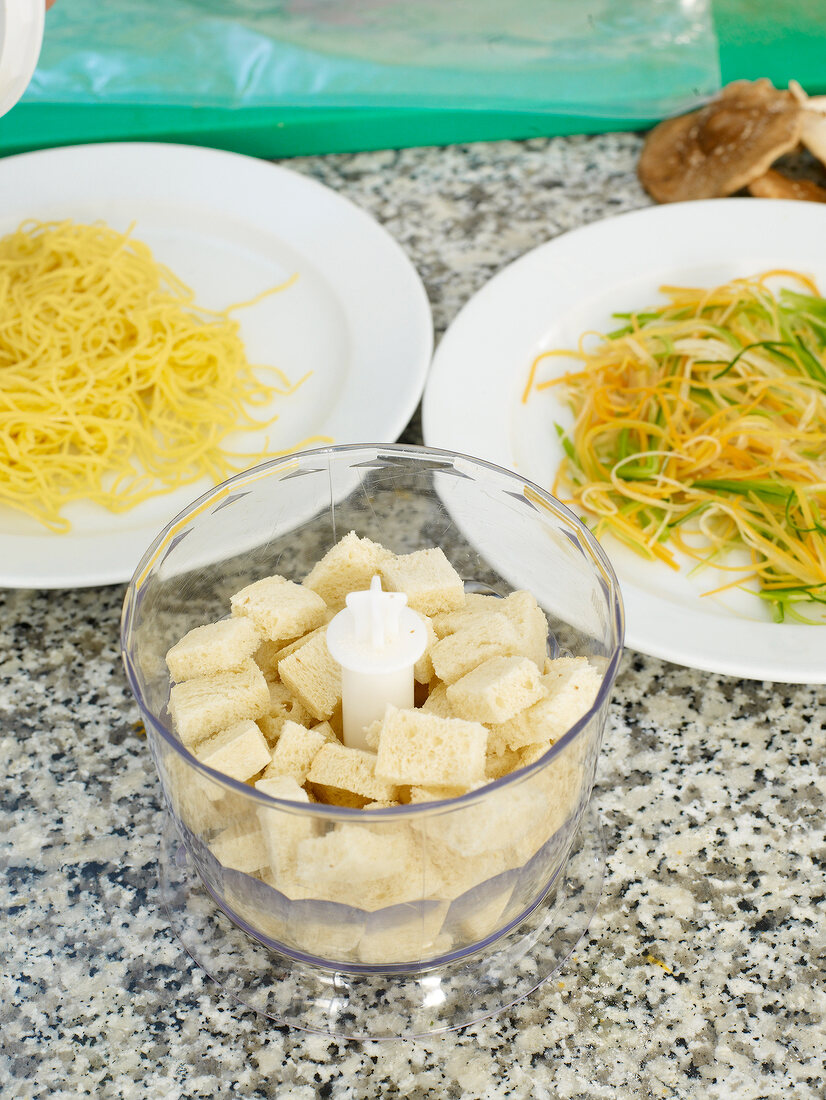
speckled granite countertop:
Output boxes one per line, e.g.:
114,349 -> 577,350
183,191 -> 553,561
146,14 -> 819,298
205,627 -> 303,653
2,134 -> 824,1099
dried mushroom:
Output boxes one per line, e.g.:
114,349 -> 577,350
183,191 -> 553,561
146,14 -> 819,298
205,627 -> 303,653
788,81 -> 826,166
747,169 -> 826,203
639,79 -> 803,203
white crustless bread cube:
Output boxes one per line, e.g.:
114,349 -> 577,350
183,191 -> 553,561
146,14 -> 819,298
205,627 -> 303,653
518,741 -> 554,767
194,718 -> 272,781
289,914 -> 365,959
252,638 -> 283,681
500,590 -> 550,669
165,616 -> 260,682
231,574 -> 327,642
168,660 -> 270,748
375,706 -> 487,788
358,902 -> 449,964
295,824 -> 415,887
408,783 -> 476,803
309,720 -> 340,745
254,774 -> 318,886
432,591 -> 548,670
302,531 -> 392,610
256,681 -> 313,746
262,720 -> 327,785
424,844 -> 507,900
253,630 -> 320,682
270,619 -> 335,670
379,547 -> 465,616
456,881 -> 513,943
306,743 -> 399,803
362,719 -> 383,752
412,611 -> 437,684
162,752 -> 227,834
485,744 -> 524,780
490,656 -> 601,751
221,881 -> 292,943
278,631 -> 342,721
446,655 -> 546,725
430,611 -> 519,684
420,681 -> 455,718
544,655 -> 602,696
430,596 -> 501,638
209,821 -> 269,874
434,785 -> 539,857
255,773 -> 312,803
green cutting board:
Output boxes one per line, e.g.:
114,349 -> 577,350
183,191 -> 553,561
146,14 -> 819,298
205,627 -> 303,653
1,0 -> 824,159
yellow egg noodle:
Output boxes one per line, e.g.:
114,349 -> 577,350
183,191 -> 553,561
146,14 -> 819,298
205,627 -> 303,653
0,219 -> 329,532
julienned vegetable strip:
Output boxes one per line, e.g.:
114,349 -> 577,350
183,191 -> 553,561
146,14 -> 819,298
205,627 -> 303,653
523,271 -> 826,623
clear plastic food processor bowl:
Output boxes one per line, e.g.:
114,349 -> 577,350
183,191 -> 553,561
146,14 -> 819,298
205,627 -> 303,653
120,444 -> 624,1033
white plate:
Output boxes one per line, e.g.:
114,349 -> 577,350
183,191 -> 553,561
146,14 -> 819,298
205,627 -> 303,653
424,199 -> 826,683
0,142 -> 432,588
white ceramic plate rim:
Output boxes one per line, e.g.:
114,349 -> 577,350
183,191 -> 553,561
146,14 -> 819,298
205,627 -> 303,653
0,142 -> 433,588
423,198 -> 826,683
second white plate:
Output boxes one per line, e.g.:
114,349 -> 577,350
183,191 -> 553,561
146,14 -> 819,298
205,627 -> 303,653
423,198 -> 826,683
0,142 -> 433,588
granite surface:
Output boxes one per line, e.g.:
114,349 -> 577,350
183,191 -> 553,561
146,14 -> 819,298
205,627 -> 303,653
1,132 -> 825,1099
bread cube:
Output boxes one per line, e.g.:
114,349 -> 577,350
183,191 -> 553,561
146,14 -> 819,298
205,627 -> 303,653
413,611 -> 437,684
307,743 -> 398,803
277,630 -> 342,722
408,783 -> 475,803
375,706 -> 487,788
430,611 -> 519,684
544,654 -> 602,697
362,719 -> 383,751
209,821 -> 269,874
254,773 -> 311,803
165,616 -> 259,682
518,741 -> 553,767
302,531 -> 392,609
295,824 -> 414,886
500,589 -> 549,669
456,882 -> 513,943
231,574 -> 327,642
262,720 -> 327,785
271,622 -> 330,667
424,844 -> 507,900
358,902 -> 449,964
435,785 -> 539,857
168,660 -> 270,747
221,881 -> 292,942
490,656 -> 601,750
379,547 -> 464,616
310,720 -> 341,745
194,718 -> 271,782
485,744 -> 524,780
311,786 -> 370,809
252,638 -> 283,681
419,681 -> 454,718
162,751 -> 227,834
430,594 -> 502,638
289,912 -> 365,958
253,774 -> 320,888
447,656 -> 546,725
256,681 -> 313,746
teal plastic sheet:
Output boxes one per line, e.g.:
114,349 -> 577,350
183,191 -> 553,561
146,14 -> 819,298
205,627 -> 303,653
24,0 -> 721,120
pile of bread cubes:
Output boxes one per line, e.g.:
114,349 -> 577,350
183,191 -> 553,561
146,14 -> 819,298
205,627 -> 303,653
165,531 -> 601,812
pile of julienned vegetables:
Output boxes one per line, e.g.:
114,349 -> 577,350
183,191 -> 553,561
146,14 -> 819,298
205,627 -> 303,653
524,271 -> 826,623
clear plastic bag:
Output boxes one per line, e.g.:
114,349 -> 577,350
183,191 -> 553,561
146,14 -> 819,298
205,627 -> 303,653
25,0 -> 720,120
